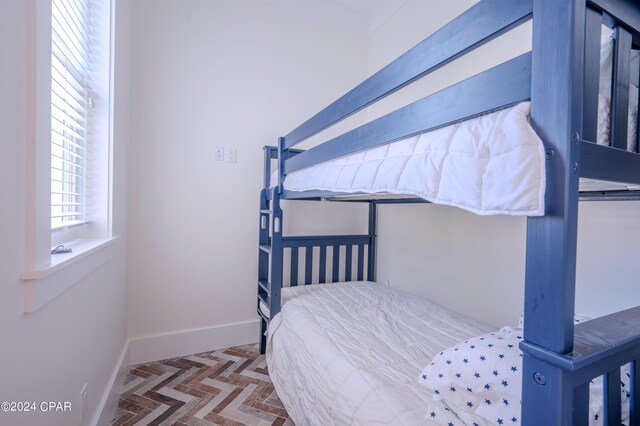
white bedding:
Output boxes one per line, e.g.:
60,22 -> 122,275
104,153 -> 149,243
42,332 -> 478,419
285,102 -> 546,217
265,282 -> 492,425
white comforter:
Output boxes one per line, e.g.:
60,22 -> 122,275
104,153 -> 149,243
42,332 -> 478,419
266,282 -> 491,425
285,102 -> 546,217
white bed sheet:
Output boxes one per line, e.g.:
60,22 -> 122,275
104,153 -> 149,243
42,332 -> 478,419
265,282 -> 492,425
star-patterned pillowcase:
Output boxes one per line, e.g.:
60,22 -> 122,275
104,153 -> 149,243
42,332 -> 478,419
423,400 -> 466,425
419,327 -> 523,425
419,327 -> 631,425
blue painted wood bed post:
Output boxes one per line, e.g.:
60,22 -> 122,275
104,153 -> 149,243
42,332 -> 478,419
521,0 -> 586,424
269,193 -> 283,316
367,201 -> 377,281
258,187 -> 269,354
257,144 -> 284,355
271,139 -> 285,319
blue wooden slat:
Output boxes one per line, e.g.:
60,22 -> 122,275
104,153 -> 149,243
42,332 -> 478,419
345,245 -> 352,281
283,0 -> 533,148
588,0 -> 640,35
367,201 -> 377,281
574,382 -> 590,426
604,368 -> 622,425
263,146 -> 278,188
521,0 -> 586,424
305,247 -> 313,284
258,193 -> 270,284
259,318 -> 267,355
332,245 -> 340,282
284,53 -> 532,174
269,195 -> 283,319
631,360 -> 639,425
583,8 -> 603,144
258,251 -> 269,282
290,247 -> 298,287
282,235 -> 370,248
280,190 -> 433,201
637,61 -> 640,153
580,190 -> 640,201
281,189 -> 365,199
356,244 -> 364,281
581,142 -> 640,185
319,246 -> 327,283
611,26 -> 632,150
258,280 -> 270,294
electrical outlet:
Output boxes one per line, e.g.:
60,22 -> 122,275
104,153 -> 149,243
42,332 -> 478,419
215,146 -> 224,161
78,383 -> 88,425
226,147 -> 237,163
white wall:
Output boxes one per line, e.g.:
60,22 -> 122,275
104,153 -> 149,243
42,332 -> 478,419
127,0 -> 368,348
0,1 -> 131,425
370,0 -> 640,327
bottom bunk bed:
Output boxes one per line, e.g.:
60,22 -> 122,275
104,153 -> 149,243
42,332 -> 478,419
265,281 -> 632,425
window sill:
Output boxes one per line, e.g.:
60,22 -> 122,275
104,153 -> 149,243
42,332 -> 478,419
21,236 -> 119,313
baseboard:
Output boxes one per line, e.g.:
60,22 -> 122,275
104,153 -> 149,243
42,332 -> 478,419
128,320 -> 260,365
92,340 -> 131,426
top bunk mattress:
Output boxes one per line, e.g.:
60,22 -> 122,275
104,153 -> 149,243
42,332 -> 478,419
285,102 -> 546,216
265,282 -> 492,425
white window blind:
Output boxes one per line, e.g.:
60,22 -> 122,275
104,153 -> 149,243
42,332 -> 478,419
50,0 -> 93,230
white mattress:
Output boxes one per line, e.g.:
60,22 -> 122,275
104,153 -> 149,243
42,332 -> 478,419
265,282 -> 492,425
285,102 -> 546,217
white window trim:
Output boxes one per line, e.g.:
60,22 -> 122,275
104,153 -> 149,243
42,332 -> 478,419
22,0 -> 117,313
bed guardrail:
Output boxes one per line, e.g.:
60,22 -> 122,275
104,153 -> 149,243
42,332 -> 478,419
282,0 -> 533,149
580,1 -> 640,188
276,0 -> 534,193
282,235 -> 373,286
284,53 -> 531,176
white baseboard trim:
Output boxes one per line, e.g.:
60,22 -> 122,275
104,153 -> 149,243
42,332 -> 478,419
92,340 -> 131,426
128,320 -> 260,365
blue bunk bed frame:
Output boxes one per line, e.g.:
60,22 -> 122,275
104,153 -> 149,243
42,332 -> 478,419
257,0 -> 640,424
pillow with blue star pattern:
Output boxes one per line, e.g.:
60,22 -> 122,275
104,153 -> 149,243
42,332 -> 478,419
419,327 -> 630,425
419,327 -> 523,424
423,400 -> 465,425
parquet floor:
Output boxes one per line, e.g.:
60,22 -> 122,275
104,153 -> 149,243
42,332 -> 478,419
111,344 -> 292,426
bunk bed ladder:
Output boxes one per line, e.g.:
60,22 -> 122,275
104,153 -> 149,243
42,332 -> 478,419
257,146 -> 277,354
258,184 -> 283,355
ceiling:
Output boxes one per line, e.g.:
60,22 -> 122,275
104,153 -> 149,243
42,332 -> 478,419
261,0 -> 407,36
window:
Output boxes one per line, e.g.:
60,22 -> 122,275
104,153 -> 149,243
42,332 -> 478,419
50,0 -> 93,230
21,0 -> 116,312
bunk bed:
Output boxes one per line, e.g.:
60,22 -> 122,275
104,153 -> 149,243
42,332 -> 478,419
256,0 -> 640,424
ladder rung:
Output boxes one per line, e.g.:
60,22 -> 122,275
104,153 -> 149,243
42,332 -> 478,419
258,280 -> 270,293
259,245 -> 272,254
258,292 -> 269,306
257,305 -> 269,322
260,209 -> 271,214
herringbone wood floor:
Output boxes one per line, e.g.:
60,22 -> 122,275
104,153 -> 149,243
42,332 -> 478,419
111,344 -> 292,426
